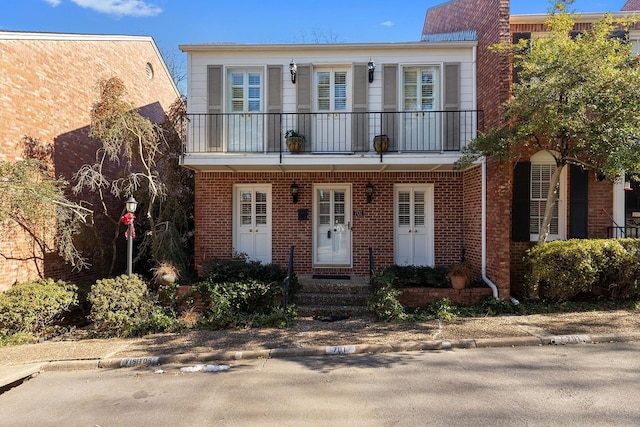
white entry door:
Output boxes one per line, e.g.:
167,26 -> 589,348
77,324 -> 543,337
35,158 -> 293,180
394,184 -> 434,266
234,185 -> 272,263
314,185 -> 351,266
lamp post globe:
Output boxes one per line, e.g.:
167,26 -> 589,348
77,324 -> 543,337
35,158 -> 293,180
125,196 -> 138,213
124,196 -> 137,276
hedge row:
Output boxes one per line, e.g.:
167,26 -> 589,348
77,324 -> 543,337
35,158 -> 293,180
527,238 -> 640,301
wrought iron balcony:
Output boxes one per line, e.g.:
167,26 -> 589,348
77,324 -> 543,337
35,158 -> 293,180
183,110 -> 483,158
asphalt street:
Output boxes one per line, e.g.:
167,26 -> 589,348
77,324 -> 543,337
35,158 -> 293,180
1,342 -> 639,426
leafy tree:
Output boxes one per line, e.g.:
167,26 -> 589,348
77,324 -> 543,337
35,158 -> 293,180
460,1 -> 640,243
73,77 -> 191,274
0,158 -> 92,271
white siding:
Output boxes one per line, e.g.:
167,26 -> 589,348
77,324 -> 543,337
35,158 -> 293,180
185,44 -> 476,115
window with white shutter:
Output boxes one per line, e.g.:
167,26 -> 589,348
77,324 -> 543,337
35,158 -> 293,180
529,151 -> 566,241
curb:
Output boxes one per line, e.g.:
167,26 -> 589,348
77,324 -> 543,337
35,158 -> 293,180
3,332 -> 639,387
56,332 -> 640,371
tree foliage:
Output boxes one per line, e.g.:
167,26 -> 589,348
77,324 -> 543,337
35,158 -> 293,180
460,1 -> 640,243
0,158 -> 92,270
73,77 -> 191,274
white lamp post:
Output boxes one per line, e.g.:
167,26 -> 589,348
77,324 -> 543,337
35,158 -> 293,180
124,196 -> 137,276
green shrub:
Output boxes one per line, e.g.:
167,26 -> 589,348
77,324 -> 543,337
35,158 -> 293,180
368,281 -> 407,322
527,239 -> 640,301
143,307 -> 179,334
377,264 -> 449,288
87,274 -> 155,337
201,258 -> 300,297
424,298 -> 458,321
196,279 -> 289,329
0,279 -> 78,338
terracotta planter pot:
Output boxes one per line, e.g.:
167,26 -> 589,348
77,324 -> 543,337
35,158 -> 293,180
286,136 -> 304,153
450,275 -> 467,290
373,135 -> 389,153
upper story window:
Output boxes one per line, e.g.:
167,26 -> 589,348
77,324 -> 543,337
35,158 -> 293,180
403,66 -> 439,111
228,68 -> 263,113
316,69 -> 348,112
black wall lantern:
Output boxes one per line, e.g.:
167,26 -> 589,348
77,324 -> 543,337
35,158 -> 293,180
365,181 -> 374,203
289,60 -> 297,84
290,181 -> 299,203
367,59 -> 375,83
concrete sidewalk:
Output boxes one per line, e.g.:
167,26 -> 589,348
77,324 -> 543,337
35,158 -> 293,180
1,311 -> 639,390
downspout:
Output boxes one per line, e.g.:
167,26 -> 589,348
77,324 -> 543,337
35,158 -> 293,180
481,158 -> 519,304
481,158 -> 499,299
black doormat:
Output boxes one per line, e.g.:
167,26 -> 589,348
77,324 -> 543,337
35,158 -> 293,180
312,274 -> 351,280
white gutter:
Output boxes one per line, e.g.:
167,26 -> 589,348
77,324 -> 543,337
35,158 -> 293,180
481,158 -> 499,299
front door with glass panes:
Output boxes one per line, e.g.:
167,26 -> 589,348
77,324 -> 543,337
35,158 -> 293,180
314,68 -> 350,152
234,185 -> 271,264
394,184 -> 434,266
402,66 -> 440,152
314,185 -> 351,266
227,68 -> 263,152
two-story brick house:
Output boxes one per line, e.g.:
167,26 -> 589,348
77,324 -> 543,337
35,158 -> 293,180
181,0 -> 639,302
180,30 -> 508,300
0,31 -> 181,289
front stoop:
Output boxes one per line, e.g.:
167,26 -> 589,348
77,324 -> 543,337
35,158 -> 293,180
294,276 -> 372,318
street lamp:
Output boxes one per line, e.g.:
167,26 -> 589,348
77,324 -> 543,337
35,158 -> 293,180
122,196 -> 137,276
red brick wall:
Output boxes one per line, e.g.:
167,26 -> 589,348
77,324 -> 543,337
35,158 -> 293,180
194,171 -> 481,277
399,286 -> 494,307
423,0 -> 512,298
0,35 -> 180,289
622,0 -> 640,11
463,165 -> 483,277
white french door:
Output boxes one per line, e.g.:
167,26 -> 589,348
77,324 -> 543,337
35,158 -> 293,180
314,68 -> 350,152
314,185 -> 352,266
227,68 -> 263,152
402,67 -> 440,152
394,184 -> 434,266
234,185 -> 272,263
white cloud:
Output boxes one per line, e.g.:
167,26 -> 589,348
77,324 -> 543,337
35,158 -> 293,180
381,21 -> 394,27
70,0 -> 162,17
42,0 -> 62,6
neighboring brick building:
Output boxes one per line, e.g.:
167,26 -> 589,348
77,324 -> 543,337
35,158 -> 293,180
421,0 -> 640,297
0,32 -> 180,290
505,3 -> 640,295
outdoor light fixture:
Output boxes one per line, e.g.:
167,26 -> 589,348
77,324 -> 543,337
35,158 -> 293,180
122,196 -> 138,276
289,60 -> 297,84
365,181 -> 374,203
624,178 -> 633,191
290,181 -> 299,203
125,196 -> 138,214
367,59 -> 375,83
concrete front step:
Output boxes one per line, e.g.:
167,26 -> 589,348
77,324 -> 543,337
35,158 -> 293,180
297,304 -> 372,318
294,276 -> 372,318
295,292 -> 369,307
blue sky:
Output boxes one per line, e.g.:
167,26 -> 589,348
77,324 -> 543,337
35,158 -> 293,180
1,0 -> 629,92
1,1 -> 629,48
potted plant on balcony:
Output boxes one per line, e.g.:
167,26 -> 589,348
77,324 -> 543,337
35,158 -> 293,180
447,262 -> 472,290
373,134 -> 389,153
285,130 -> 305,154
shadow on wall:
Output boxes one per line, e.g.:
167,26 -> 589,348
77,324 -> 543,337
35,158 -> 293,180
0,101 -> 169,286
